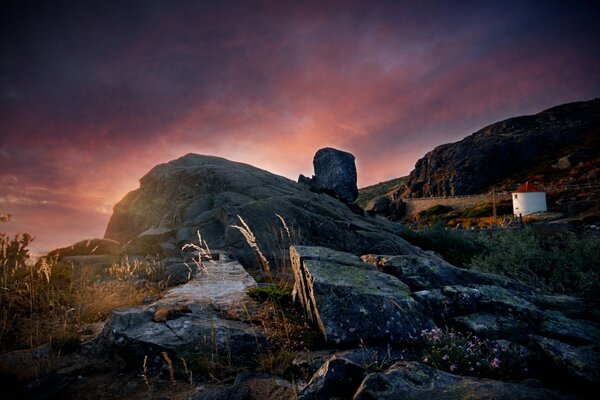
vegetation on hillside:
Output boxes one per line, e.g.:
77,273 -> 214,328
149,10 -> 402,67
400,223 -> 482,267
401,223 -> 600,304
0,233 -> 167,357
467,228 -> 600,304
356,176 -> 407,207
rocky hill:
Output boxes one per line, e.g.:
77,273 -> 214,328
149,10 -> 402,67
364,99 -> 599,201
103,153 -> 417,270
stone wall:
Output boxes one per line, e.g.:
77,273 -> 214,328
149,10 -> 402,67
403,193 -> 512,216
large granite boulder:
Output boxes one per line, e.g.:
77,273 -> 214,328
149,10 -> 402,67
298,147 -> 358,204
100,258 -> 266,374
290,246 -> 435,345
104,154 -> 417,268
353,361 -> 581,399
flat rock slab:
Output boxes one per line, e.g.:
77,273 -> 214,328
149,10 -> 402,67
539,310 -> 600,345
291,246 -> 434,345
101,258 -> 265,371
160,260 -> 259,309
354,361 -> 582,400
529,335 -> 600,390
361,254 -> 532,292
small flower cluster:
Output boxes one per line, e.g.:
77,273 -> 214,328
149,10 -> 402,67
417,328 -> 528,379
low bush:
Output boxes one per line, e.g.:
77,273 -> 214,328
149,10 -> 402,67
467,228 -> 600,303
417,205 -> 453,219
400,223 -> 482,267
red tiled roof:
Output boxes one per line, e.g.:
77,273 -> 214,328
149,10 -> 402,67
514,182 -> 543,193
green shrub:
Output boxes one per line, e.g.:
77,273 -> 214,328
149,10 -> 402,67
467,228 -> 600,303
462,202 -> 512,218
418,205 -> 453,219
247,285 -> 292,306
400,222 -> 482,267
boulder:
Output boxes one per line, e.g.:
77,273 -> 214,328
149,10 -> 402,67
298,356 -> 368,400
104,154 -> 418,268
412,285 -> 541,328
291,246 -> 434,345
452,313 -> 531,342
526,294 -> 592,321
353,361 -> 581,399
47,238 -> 121,258
361,254 -> 532,292
538,310 -> 600,345
298,147 -> 358,204
100,258 -> 266,373
122,227 -> 177,257
529,335 -> 600,391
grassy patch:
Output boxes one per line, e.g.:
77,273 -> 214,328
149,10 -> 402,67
417,204 -> 453,219
0,233 -> 166,354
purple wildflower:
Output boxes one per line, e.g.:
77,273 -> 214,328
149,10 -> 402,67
491,357 -> 500,368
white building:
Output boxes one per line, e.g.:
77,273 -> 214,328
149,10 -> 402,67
512,182 -> 547,216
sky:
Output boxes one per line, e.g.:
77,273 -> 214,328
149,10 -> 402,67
1,0 -> 599,254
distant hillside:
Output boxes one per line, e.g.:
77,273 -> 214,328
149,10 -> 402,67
356,176 -> 408,207
404,98 -> 600,197
360,99 -> 600,215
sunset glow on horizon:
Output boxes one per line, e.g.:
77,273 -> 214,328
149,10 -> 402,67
1,0 -> 599,254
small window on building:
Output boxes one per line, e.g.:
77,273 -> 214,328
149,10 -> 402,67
514,194 -> 518,199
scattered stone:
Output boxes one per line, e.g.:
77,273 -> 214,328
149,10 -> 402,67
353,361 -> 581,399
291,246 -> 435,345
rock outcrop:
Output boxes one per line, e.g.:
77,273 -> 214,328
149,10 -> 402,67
104,153 -> 416,267
100,257 -> 266,374
292,245 -> 600,395
353,361 -> 580,400
298,147 -> 358,204
291,246 -> 434,345
402,99 -> 600,197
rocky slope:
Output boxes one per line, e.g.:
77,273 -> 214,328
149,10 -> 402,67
403,99 -> 600,197
103,153 -> 417,270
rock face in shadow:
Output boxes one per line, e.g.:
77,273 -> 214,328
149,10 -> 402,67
403,99 -> 600,197
100,258 -> 266,374
290,246 -> 435,345
353,361 -> 581,400
298,147 -> 358,204
104,153 -> 417,266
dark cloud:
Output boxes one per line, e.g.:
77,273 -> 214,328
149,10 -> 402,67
1,0 -> 599,253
